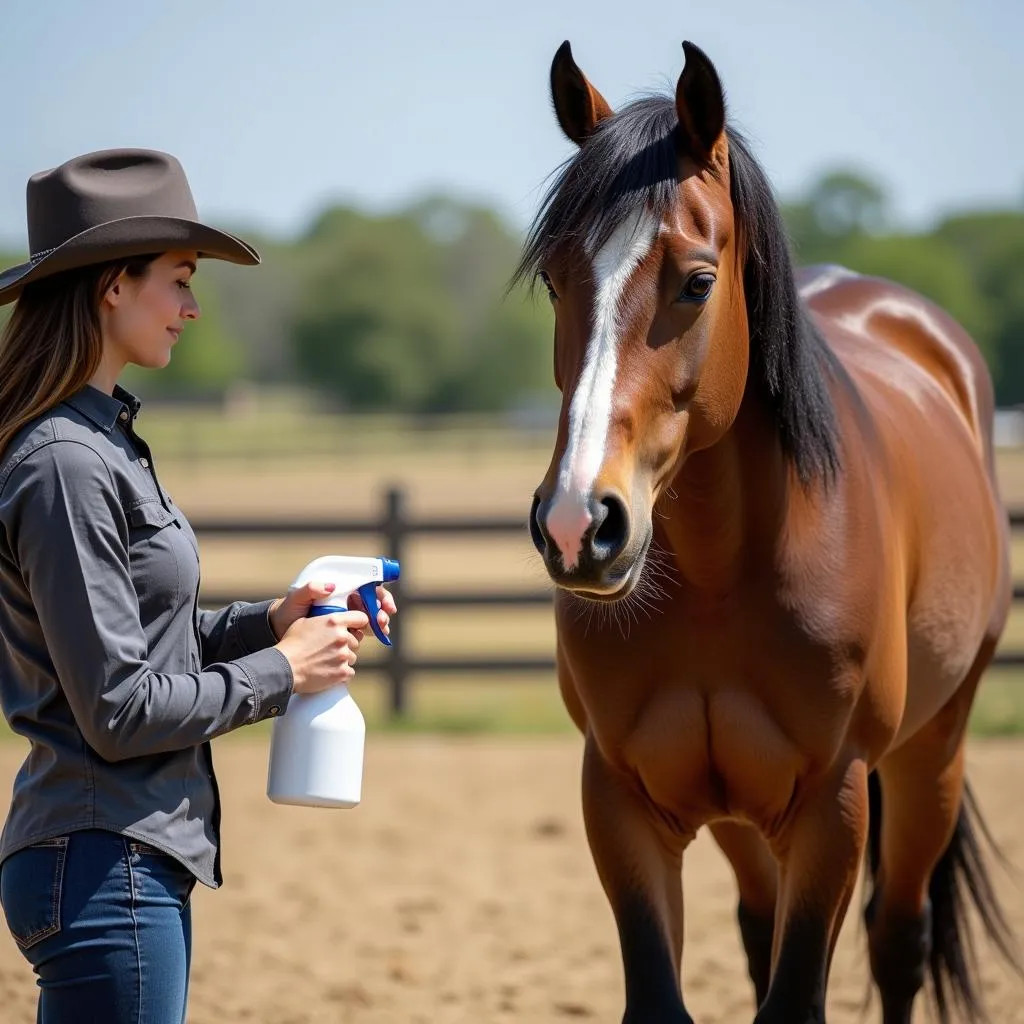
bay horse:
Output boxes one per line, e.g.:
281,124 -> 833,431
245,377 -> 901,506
516,39 -> 1021,1024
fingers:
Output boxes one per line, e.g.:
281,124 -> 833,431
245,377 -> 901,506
329,620 -> 361,681
377,585 -> 398,616
328,613 -> 367,671
328,609 -> 370,631
340,587 -> 395,640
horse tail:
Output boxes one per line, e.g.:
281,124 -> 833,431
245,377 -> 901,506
866,770 -> 1022,1024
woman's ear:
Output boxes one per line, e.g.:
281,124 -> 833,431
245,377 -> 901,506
101,272 -> 126,310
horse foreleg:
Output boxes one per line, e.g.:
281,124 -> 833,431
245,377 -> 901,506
754,756 -> 870,1024
709,820 -> 778,1010
582,735 -> 695,1024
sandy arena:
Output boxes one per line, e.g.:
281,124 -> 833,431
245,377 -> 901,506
1,736 -> 1022,1023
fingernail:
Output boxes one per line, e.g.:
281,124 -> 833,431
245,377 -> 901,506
324,582 -> 336,591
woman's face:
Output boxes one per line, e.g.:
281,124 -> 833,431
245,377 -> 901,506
100,250 -> 200,370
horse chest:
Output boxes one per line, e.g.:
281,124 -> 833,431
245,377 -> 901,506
564,599 -> 864,830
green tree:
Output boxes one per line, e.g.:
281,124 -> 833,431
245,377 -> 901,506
783,169 -> 891,266
292,208 -> 462,411
936,212 -> 1024,403
290,198 -> 556,414
807,170 -> 890,237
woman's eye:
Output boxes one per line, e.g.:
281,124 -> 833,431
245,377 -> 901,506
677,272 -> 715,304
177,279 -> 192,291
539,270 -> 558,301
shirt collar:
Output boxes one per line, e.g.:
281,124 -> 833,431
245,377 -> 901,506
63,384 -> 142,433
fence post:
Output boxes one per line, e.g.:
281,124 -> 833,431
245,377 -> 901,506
382,485 -> 409,719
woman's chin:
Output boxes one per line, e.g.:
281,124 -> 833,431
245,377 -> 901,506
129,355 -> 172,373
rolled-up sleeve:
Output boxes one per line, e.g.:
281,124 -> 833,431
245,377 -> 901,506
5,440 -> 293,762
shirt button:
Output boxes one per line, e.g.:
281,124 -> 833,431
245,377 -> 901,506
139,457 -> 150,469
118,410 -> 129,422
267,705 -> 281,717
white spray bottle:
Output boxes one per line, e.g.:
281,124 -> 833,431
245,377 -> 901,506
266,554 -> 400,808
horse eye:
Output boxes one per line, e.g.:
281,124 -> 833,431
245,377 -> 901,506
677,272 -> 716,304
539,270 -> 559,301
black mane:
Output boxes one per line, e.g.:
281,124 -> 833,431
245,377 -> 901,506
512,94 -> 842,487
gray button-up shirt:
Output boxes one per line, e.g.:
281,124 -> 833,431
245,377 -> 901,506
0,384 -> 293,888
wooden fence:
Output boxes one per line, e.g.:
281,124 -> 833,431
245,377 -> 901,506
193,486 -> 1024,718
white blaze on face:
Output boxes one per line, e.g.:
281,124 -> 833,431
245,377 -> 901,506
546,209 -> 657,570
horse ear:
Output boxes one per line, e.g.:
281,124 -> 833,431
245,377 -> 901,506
550,40 -> 614,146
675,41 -> 727,165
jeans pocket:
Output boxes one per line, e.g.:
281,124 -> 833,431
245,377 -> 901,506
0,836 -> 69,950
126,841 -> 196,912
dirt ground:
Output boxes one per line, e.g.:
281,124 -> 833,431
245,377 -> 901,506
1,736 -> 1022,1023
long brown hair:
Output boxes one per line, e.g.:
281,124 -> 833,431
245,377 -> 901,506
0,255 -> 158,456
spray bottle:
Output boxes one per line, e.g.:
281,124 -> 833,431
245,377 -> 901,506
266,554 -> 400,808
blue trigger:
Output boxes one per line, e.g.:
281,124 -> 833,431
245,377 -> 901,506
308,604 -> 346,617
309,597 -> 391,646
358,582 -> 391,645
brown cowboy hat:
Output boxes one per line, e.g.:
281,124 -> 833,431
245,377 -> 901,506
0,147 -> 260,306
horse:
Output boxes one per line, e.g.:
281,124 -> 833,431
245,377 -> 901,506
515,39 -> 1021,1024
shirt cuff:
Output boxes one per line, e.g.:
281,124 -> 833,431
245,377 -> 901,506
233,599 -> 280,655
236,647 -> 294,723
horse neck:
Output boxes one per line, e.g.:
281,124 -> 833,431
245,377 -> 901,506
656,391 -> 787,594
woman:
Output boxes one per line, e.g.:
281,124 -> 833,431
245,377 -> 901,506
0,148 -> 397,1023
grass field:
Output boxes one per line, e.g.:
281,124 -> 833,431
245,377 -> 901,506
4,408 -> 1024,737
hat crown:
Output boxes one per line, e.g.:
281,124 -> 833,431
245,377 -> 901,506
26,149 -> 199,259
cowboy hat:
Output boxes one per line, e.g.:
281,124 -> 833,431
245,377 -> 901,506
0,147 -> 259,306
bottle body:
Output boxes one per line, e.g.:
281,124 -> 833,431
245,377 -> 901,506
265,553 -> 399,809
266,684 -> 366,808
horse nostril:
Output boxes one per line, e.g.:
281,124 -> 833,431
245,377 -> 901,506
590,493 -> 629,562
529,494 -> 547,554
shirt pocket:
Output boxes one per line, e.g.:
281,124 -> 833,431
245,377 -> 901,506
0,836 -> 69,950
127,500 -> 184,622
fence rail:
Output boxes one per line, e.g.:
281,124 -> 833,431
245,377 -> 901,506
194,486 -> 1024,717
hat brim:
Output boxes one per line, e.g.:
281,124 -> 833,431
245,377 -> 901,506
0,215 -> 260,306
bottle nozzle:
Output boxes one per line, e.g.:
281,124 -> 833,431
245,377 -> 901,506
298,555 -> 399,647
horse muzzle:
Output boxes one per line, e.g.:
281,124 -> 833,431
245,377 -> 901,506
530,488 -> 644,598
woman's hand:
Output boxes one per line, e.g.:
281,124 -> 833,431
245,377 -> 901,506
269,582 -> 397,643
273,609 -> 370,694
268,582 -> 338,641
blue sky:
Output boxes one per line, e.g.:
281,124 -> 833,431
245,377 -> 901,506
1,0 -> 1021,250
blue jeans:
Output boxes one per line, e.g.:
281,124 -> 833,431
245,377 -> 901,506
0,828 -> 196,1024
